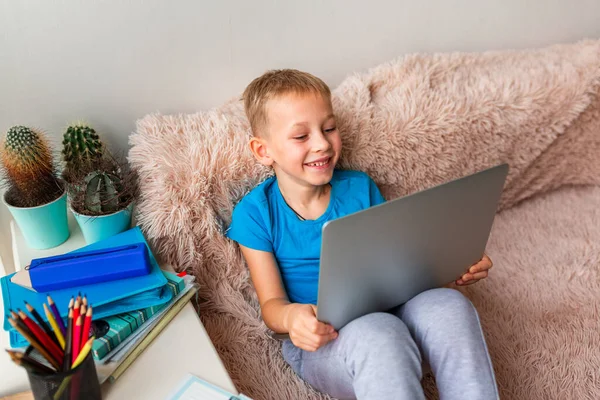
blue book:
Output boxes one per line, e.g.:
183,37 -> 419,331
92,271 -> 185,360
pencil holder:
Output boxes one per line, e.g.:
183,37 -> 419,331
26,348 -> 102,400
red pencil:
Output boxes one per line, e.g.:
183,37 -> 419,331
81,306 -> 92,351
72,315 -> 83,364
72,297 -> 81,328
17,310 -> 63,362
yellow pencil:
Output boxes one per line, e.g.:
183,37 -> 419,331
71,336 -> 95,369
43,303 -> 65,350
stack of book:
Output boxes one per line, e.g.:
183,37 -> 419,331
94,272 -> 198,383
1,226 -> 198,383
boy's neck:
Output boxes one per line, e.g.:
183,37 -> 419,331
276,172 -> 331,215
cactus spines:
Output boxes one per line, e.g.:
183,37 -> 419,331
62,123 -> 104,176
1,126 -> 63,207
84,170 -> 123,214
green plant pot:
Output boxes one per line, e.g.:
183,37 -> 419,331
72,202 -> 134,244
3,189 -> 70,250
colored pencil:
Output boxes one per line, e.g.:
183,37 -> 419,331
24,301 -> 59,347
72,336 -> 94,369
63,308 -> 73,372
47,295 -> 67,337
8,318 -> 60,370
82,295 -> 88,307
6,350 -> 55,374
9,309 -> 33,338
18,310 -> 63,362
79,304 -> 86,325
72,297 -> 81,328
44,303 -> 66,349
81,306 -> 92,351
72,315 -> 83,364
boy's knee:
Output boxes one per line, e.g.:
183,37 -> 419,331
340,312 -> 415,349
340,313 -> 423,377
411,288 -> 474,314
403,288 -> 480,334
430,288 -> 473,308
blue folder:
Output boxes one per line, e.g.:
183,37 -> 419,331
1,227 -> 174,347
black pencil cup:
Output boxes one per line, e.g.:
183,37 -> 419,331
26,348 -> 102,400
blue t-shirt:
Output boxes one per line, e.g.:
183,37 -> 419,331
226,169 -> 386,304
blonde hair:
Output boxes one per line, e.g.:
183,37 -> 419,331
242,69 -> 331,136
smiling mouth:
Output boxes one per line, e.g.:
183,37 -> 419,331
305,157 -> 331,167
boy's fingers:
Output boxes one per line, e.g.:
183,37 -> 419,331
301,331 -> 335,350
306,318 -> 334,335
469,258 -> 492,274
459,270 -> 489,284
471,271 -> 488,280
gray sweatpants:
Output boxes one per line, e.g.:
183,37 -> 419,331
282,288 -> 499,400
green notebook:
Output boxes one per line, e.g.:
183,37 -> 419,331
91,271 -> 185,360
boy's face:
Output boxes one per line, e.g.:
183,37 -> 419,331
252,92 -> 342,188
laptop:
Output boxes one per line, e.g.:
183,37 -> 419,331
316,163 -> 509,330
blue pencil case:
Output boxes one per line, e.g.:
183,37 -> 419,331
27,243 -> 151,292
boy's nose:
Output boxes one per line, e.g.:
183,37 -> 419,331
312,132 -> 332,152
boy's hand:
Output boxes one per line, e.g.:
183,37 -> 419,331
456,253 -> 493,286
285,303 -> 338,352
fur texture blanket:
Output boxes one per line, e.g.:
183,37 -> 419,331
129,39 -> 600,399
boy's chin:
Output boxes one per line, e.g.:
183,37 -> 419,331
302,167 -> 335,185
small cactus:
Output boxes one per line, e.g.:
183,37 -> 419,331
1,126 -> 63,207
62,123 -> 104,178
84,170 -> 124,214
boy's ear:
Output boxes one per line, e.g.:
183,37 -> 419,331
249,137 -> 274,166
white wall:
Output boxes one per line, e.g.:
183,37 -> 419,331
1,0 -> 599,270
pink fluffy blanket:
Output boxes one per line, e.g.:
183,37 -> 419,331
129,39 -> 600,399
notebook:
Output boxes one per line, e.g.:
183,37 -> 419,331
168,374 -> 253,400
2,227 -> 173,347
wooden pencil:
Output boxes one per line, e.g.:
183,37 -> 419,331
6,350 -> 55,374
18,310 -> 63,362
72,315 -> 83,364
44,303 -> 66,349
81,306 -> 92,352
72,336 -> 94,369
47,295 -> 67,337
72,297 -> 81,329
63,308 -> 74,372
8,318 -> 60,370
9,309 -> 33,338
24,301 -> 59,347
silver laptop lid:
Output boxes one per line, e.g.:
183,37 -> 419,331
317,163 -> 509,330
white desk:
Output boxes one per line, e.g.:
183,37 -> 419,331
1,218 -> 237,399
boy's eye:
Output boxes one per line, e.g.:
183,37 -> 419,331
293,135 -> 308,140
324,127 -> 337,133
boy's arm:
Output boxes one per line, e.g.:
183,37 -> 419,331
238,244 -> 299,333
239,245 -> 338,353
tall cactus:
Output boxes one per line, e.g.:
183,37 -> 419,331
1,126 -> 63,207
84,170 -> 124,214
62,123 -> 104,178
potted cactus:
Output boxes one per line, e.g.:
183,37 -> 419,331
61,123 -> 138,244
61,123 -> 104,181
0,126 -> 70,249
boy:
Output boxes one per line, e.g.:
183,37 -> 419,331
227,69 -> 498,399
